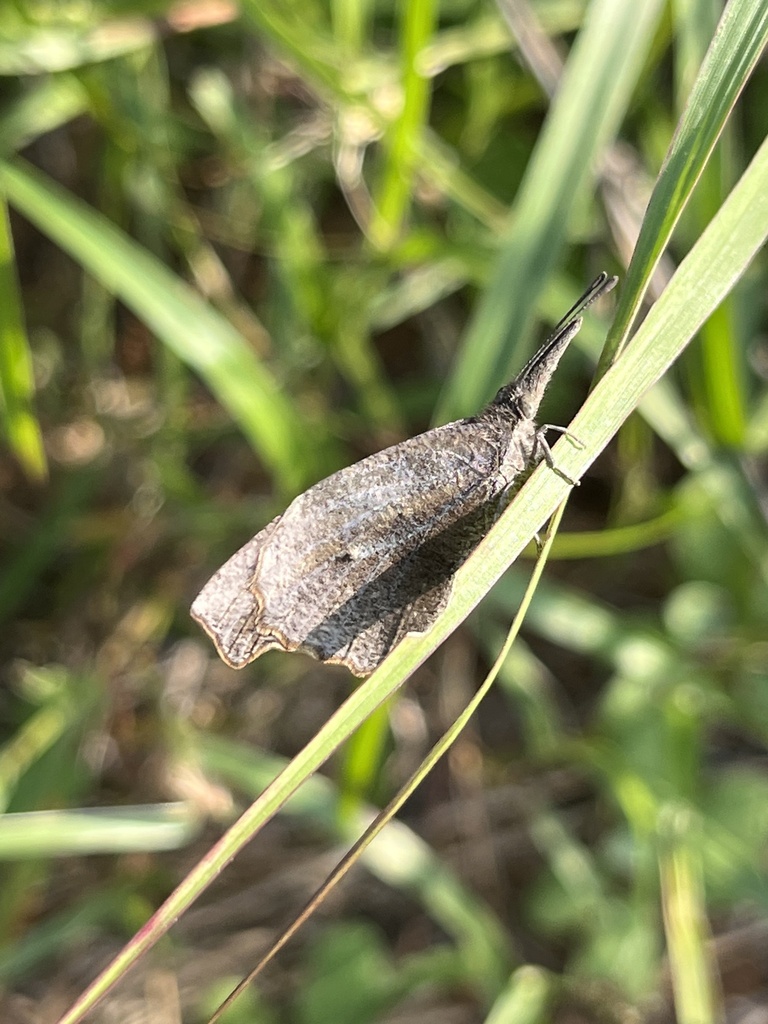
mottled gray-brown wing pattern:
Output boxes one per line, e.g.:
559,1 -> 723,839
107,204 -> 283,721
302,496 -> 503,675
190,515 -> 283,669
191,419 -> 511,673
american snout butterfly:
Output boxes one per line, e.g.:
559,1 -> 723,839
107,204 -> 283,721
192,273 -> 617,676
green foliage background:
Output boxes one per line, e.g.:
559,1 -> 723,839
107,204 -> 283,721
0,1 -> 767,1022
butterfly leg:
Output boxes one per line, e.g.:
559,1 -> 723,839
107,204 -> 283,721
539,423 -> 585,449
534,424 -> 582,486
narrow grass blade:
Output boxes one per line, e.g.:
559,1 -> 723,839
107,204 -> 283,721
0,197 -> 47,480
368,0 -> 438,250
658,807 -> 723,1024
0,20 -> 156,74
201,733 -> 511,993
0,804 -> 199,859
206,504 -> 566,1024
0,470 -> 96,624
673,1 -> 746,446
0,76 -> 87,156
599,0 -> 768,371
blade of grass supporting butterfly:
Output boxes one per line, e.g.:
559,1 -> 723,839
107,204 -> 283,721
199,732 -> 511,994
0,196 -> 47,480
597,0 -> 768,372
437,0 -> 665,421
55,137 -> 768,1024
205,503 -> 568,1024
207,505 -> 569,1024
0,159 -> 313,494
429,134 -> 768,660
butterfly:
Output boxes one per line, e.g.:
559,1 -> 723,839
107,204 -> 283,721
191,273 -> 617,676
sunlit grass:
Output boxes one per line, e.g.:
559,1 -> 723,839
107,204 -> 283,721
1,1 -> 767,1022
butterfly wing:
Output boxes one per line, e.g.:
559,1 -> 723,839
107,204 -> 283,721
191,418 -> 515,674
304,495 -> 503,674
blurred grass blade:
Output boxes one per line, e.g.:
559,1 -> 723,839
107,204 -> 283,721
0,197 -> 47,480
55,135 -> 768,1024
368,0 -> 438,250
485,965 -> 554,1024
658,807 -> 722,1024
190,69 -> 402,430
0,159 -> 312,493
0,683 -> 74,814
0,19 -> 156,74
0,664 -> 102,815
640,379 -> 768,584
0,887 -> 131,987
599,0 -> 768,371
0,470 -> 96,624
672,1 -> 746,447
438,0 -> 665,420
240,0 -> 342,97
0,804 -> 200,859
0,76 -> 88,156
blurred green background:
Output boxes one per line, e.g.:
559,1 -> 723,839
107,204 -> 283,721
1,1 -> 767,1022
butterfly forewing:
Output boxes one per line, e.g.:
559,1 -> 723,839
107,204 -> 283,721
191,417 -> 516,673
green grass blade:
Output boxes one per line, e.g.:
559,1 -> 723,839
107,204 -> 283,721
368,0 -> 438,251
0,804 -> 200,859
639,379 -> 768,583
673,0 -> 746,446
658,808 -> 722,1024
239,0 -> 343,98
0,76 -> 87,156
0,20 -> 156,74
437,0 -> 666,420
599,0 -> 768,371
416,133 -> 768,682
0,196 -> 47,480
0,159 -> 313,493
200,731 -> 511,995
207,505 -> 564,1023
